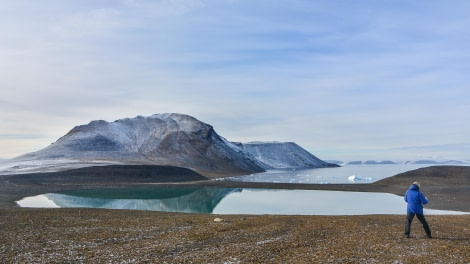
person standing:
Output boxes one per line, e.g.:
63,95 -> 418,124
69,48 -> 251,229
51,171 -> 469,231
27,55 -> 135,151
404,182 -> 432,238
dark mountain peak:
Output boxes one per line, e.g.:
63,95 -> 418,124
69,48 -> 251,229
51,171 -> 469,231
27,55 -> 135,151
7,114 -> 263,177
2,113 -> 335,178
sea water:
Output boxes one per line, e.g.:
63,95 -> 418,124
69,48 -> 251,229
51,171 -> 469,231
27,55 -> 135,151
225,164 -> 452,184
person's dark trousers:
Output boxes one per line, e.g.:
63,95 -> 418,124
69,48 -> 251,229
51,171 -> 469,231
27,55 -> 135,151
404,213 -> 431,237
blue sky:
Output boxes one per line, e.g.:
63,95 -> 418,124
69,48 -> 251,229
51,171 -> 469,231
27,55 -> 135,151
1,0 -> 469,161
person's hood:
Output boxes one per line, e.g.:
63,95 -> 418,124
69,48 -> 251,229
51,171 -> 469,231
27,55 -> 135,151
408,184 -> 419,191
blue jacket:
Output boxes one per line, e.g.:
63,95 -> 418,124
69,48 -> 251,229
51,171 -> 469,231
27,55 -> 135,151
404,184 -> 428,214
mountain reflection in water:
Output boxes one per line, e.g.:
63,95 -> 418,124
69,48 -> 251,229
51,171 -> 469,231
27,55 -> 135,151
45,187 -> 240,213
17,187 -> 468,215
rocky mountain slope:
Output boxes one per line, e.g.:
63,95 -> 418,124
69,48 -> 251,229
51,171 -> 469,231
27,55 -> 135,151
241,142 -> 337,169
0,113 -> 334,177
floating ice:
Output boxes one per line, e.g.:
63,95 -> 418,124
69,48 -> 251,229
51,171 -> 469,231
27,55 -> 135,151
348,175 -> 373,182
348,175 -> 358,182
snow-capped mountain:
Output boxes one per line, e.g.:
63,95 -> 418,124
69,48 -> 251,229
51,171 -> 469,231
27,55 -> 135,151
1,113 -> 335,177
241,142 -> 338,169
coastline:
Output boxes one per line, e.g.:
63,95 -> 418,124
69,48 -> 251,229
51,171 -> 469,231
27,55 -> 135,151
1,165 -> 469,212
1,165 -> 469,263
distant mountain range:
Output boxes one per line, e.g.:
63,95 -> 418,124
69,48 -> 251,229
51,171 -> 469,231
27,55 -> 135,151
0,113 -> 336,178
326,160 -> 468,165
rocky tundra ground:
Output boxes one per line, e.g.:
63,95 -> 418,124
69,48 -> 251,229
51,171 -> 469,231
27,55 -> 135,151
1,166 -> 469,263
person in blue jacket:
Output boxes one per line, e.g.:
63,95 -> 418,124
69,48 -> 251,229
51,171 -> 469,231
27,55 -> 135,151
404,182 -> 432,238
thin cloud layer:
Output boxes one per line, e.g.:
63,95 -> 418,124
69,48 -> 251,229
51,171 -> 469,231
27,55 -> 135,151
1,0 -> 469,161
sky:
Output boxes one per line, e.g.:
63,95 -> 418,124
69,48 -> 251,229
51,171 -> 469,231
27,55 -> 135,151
1,0 -> 470,162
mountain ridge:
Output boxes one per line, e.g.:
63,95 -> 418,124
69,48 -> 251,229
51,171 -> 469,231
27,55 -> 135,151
242,141 -> 337,169
1,113 -> 335,178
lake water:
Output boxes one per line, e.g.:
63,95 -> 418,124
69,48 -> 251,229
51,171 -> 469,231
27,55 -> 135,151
224,164 -> 435,184
17,187 -> 467,215
16,164 -> 469,215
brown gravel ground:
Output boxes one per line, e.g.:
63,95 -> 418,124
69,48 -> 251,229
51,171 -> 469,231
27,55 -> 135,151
1,208 -> 469,263
1,165 -> 469,263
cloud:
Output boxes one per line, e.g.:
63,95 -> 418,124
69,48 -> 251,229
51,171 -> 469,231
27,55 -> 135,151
52,8 -> 123,39
1,0 -> 470,160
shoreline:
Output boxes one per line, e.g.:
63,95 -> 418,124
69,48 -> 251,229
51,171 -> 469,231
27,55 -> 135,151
1,165 -> 470,212
1,165 -> 469,263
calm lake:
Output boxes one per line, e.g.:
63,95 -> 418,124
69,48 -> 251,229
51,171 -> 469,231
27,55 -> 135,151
17,187 -> 467,215
16,164 -> 469,215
